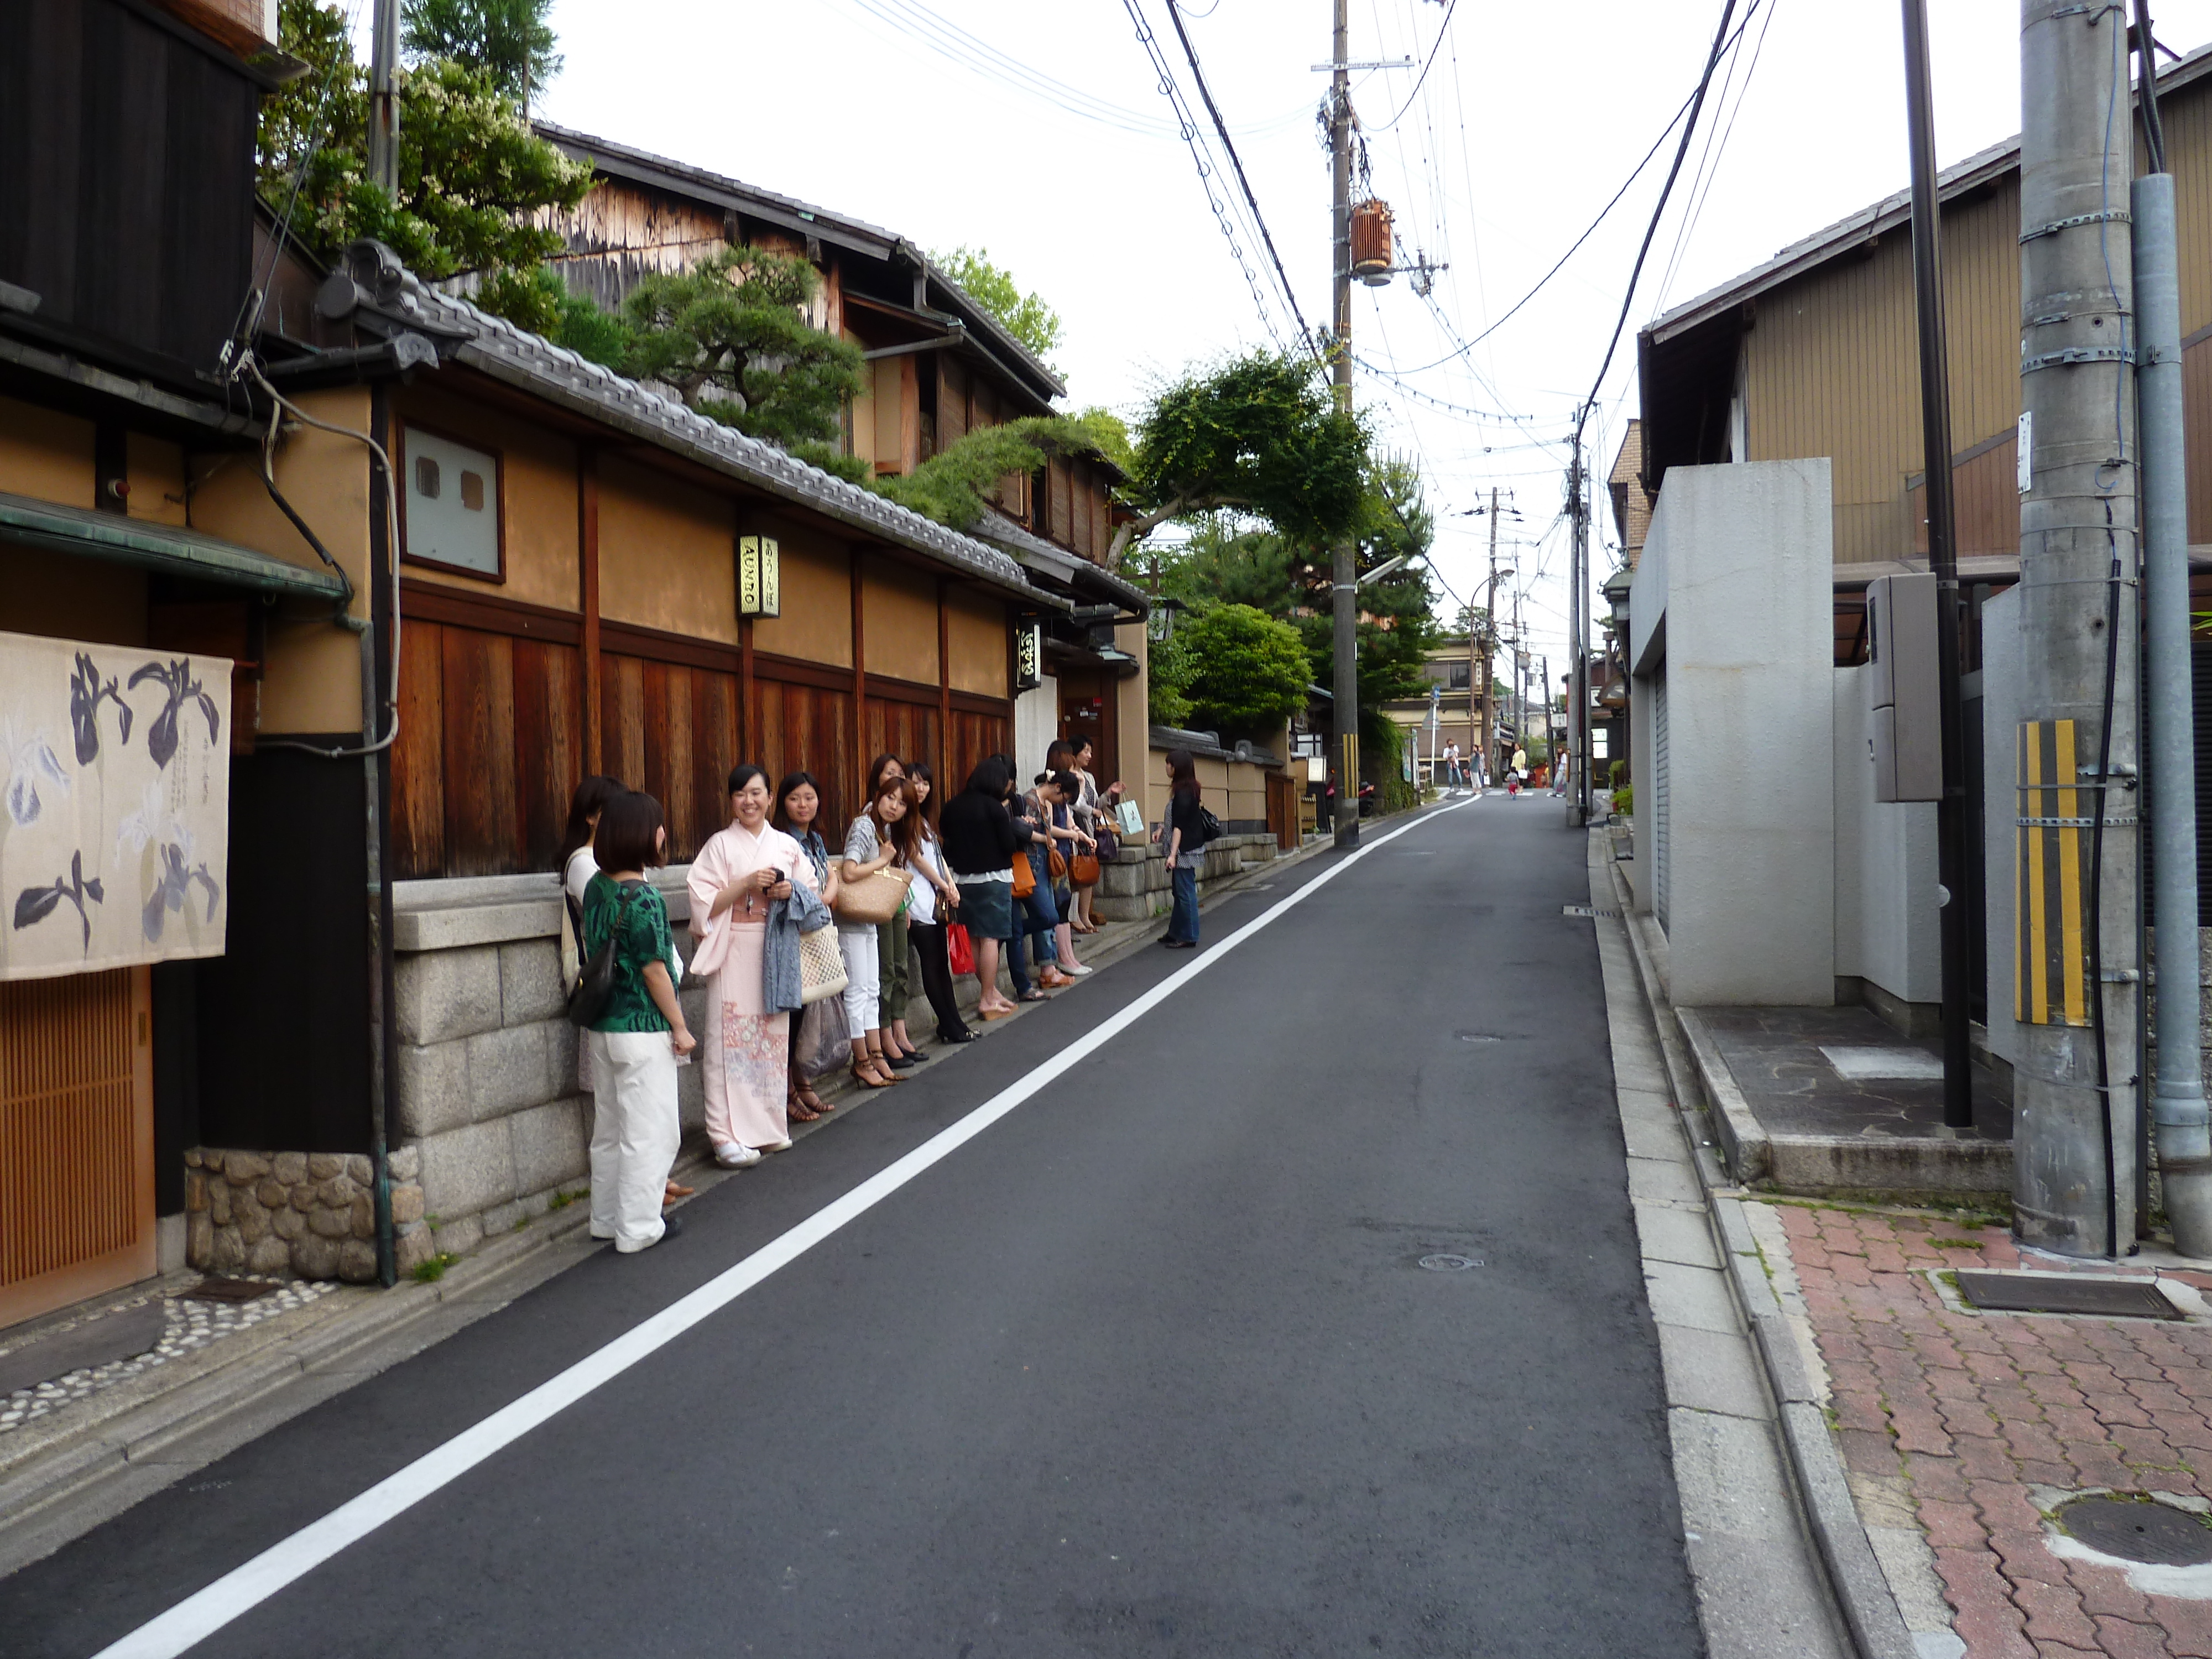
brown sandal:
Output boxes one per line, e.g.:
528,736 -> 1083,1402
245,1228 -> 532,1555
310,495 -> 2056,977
787,1091 -> 821,1123
850,1063 -> 896,1089
797,1081 -> 832,1115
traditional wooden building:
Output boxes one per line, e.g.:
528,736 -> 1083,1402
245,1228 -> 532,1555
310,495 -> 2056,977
0,3 -> 1079,1324
531,126 -> 1150,788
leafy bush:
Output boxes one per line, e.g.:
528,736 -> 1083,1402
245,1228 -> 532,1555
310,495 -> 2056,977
1613,785 -> 1632,816
1177,604 -> 1311,738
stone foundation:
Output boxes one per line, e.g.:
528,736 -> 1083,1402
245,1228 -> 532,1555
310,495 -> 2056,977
184,1146 -> 429,1281
1091,833 -> 1280,922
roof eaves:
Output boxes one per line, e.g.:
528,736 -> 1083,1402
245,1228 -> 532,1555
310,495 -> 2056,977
1644,40 -> 2212,346
391,278 -> 1063,612
969,509 -> 1151,616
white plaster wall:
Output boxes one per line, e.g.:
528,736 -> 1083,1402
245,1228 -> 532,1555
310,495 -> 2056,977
1642,459 -> 1837,1006
1013,674 -> 1059,787
1834,663 -> 1942,1004
1981,587 -> 2022,1063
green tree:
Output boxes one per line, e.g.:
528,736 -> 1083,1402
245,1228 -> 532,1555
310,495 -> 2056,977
620,248 -> 867,470
1146,628 -> 1194,728
1113,351 -> 1368,569
1176,604 -> 1311,739
872,410 -> 1128,527
932,247 -> 1062,366
403,0 -> 561,105
258,1 -> 589,332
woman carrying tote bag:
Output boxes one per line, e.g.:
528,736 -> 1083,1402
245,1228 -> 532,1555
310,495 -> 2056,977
837,775 -> 912,1087
900,761 -> 975,1045
686,764 -> 816,1169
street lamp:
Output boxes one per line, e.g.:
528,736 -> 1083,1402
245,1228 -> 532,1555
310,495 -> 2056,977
1602,566 -> 1634,631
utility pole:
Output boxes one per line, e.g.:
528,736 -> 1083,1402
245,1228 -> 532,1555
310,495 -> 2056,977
2132,13 -> 2212,1255
1327,0 -> 1360,846
1902,0 -> 1975,1131
2014,0 -> 2140,1257
1478,488 -> 1501,786
1568,434 -> 1591,821
367,0 -> 401,195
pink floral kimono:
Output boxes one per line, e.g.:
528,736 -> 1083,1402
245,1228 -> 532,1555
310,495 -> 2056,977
686,821 -> 816,1151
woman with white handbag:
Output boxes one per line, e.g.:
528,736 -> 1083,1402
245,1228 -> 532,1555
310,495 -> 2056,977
686,764 -> 817,1168
837,775 -> 914,1088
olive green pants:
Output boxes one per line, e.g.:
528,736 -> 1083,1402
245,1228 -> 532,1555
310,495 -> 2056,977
875,911 -> 910,1026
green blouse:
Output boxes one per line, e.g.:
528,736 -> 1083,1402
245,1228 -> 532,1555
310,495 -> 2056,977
581,873 -> 673,1034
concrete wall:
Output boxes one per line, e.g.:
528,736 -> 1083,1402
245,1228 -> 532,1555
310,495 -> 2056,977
1627,459 -> 1837,1005
1834,662 -> 1942,1009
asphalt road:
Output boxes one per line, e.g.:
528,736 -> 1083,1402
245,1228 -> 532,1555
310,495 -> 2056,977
3,794 -> 1704,1658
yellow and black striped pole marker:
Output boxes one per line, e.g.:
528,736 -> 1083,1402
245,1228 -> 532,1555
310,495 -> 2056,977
2016,718 -> 2091,1026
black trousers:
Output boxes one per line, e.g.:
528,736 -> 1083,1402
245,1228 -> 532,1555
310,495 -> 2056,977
909,920 -> 970,1039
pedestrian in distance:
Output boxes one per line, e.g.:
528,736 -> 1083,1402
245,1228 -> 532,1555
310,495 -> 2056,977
899,761 -> 975,1045
864,754 -> 925,1070
560,775 -> 692,1204
839,775 -> 914,1087
771,770 -> 839,1122
1159,748 -> 1206,949
687,763 -> 818,1170
581,790 -> 692,1253
938,755 -> 1030,1018
1442,739 -> 1462,789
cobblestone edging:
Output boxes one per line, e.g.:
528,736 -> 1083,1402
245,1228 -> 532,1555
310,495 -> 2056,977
1,1279 -> 334,1437
185,1147 -> 430,1281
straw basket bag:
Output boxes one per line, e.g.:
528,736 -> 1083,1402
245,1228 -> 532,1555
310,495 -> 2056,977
796,923 -> 849,1005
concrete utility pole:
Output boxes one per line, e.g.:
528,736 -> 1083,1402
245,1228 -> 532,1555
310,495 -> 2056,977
1901,0 -> 1976,1130
1478,486 -> 1501,782
1568,436 -> 1592,821
1327,0 -> 1360,846
367,0 -> 401,195
2131,17 -> 2212,1256
2015,0 -> 2140,1256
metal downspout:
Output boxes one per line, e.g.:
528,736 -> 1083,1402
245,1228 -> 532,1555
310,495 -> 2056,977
2133,173 -> 2212,1256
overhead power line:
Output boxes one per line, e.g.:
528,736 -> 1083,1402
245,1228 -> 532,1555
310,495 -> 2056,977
1370,0 -> 1457,133
1164,0 -> 1317,357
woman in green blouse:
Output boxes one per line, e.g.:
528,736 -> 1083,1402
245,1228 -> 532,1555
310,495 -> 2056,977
582,790 -> 695,1253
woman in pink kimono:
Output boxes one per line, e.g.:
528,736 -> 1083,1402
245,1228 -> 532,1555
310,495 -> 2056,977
686,764 -> 817,1169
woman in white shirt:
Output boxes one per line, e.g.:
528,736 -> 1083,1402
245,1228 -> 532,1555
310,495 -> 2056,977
839,777 -> 912,1088
900,762 -> 974,1044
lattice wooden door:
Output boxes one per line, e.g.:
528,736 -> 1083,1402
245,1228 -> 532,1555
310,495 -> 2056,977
0,967 -> 155,1329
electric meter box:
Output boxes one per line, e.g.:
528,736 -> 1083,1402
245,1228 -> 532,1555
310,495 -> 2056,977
1865,572 -> 1941,803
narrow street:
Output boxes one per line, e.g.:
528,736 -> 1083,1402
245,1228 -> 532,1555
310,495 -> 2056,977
2,799 -> 1701,1658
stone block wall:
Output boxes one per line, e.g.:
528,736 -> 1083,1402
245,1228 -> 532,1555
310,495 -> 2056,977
390,872 -> 706,1263
184,1146 -> 426,1281
1092,833 -> 1276,922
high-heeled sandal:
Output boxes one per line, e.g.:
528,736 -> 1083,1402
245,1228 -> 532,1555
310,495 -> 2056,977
850,1063 -> 897,1089
787,1091 -> 821,1123
797,1081 -> 833,1115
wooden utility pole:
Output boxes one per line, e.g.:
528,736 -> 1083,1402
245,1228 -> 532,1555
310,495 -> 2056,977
1478,487 -> 1500,784
1327,0 -> 1360,844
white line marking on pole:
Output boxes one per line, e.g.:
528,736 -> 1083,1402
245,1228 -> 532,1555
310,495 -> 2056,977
95,802 -> 1468,1659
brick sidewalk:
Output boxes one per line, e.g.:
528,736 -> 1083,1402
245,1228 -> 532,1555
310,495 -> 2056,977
1775,1201 -> 2212,1657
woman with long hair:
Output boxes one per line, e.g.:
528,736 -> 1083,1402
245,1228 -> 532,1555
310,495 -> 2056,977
581,791 -> 692,1253
864,754 -> 923,1069
937,755 -> 1027,1018
686,764 -> 817,1168
1064,735 -> 1119,933
772,770 -> 839,1121
898,761 -> 974,1044
1161,747 -> 1206,949
1021,766 -> 1091,978
839,774 -> 912,1086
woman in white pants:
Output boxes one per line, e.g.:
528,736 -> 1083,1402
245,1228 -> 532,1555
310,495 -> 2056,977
838,775 -> 911,1088
581,791 -> 695,1253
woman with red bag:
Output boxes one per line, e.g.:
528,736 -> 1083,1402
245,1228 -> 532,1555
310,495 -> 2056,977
900,761 -> 975,1045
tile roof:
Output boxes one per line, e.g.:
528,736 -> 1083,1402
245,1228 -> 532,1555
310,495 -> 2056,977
387,270 -> 1063,610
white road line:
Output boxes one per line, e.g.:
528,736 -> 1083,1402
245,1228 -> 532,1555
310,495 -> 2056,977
94,802 -> 1467,1659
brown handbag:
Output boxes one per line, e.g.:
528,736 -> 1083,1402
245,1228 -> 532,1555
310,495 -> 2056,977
832,867 -> 909,926
1070,851 -> 1100,886
1011,848 -> 1036,898
1047,846 -> 1068,881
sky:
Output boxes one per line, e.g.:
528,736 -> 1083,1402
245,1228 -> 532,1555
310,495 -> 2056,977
497,0 -> 2212,670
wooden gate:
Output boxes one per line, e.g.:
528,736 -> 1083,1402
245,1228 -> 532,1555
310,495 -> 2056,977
1,967 -> 155,1329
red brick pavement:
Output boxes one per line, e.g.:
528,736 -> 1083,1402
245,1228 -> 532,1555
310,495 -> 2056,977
1776,1203 -> 2212,1658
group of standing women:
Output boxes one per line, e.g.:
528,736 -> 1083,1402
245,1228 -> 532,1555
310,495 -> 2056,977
556,737 -> 1124,1252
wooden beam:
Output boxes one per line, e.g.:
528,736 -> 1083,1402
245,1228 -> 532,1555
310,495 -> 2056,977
851,547 -> 867,802
578,444 -> 602,775
937,577 -> 952,786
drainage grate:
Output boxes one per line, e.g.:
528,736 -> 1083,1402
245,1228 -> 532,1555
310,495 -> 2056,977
1418,1254 -> 1482,1272
1955,1271 -> 2181,1320
1561,905 -> 1619,919
183,1276 -> 279,1305
2058,1497 -> 2212,1564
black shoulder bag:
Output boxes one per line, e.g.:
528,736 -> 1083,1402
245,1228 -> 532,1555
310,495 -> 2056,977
567,880 -> 644,1028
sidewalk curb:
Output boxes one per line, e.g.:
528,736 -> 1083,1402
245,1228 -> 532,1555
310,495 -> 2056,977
1597,843 -> 1916,1659
0,829 -> 1344,1573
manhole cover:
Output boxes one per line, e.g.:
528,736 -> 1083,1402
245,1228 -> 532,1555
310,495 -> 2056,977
2058,1498 -> 2212,1564
1561,905 -> 1619,919
1418,1254 -> 1481,1272
1955,1271 -> 2180,1320
183,1276 -> 278,1305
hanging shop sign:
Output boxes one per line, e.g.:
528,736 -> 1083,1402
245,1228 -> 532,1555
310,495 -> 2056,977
1014,620 -> 1044,690
0,629 -> 231,981
736,534 -> 781,619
